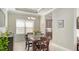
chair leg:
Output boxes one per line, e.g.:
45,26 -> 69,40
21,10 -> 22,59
27,45 -> 29,51
25,46 -> 27,49
77,45 -> 78,51
25,46 -> 26,49
25,42 -> 27,49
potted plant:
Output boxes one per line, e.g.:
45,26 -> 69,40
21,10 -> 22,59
33,30 -> 41,35
0,32 -> 9,51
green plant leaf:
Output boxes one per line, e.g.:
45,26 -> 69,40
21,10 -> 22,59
0,31 -> 9,51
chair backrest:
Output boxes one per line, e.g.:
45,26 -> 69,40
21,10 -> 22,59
40,37 -> 49,45
25,34 -> 29,41
33,40 -> 41,51
40,37 -> 50,51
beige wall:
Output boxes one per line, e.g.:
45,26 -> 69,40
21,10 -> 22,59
52,8 -> 76,50
8,11 -> 16,33
77,8 -> 79,17
0,10 -> 5,27
40,15 -> 46,35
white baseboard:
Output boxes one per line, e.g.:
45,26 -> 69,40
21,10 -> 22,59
51,43 -> 72,51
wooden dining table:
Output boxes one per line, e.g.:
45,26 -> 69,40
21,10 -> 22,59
29,36 -> 50,51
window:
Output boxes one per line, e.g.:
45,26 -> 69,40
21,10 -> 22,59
16,19 -> 25,34
16,19 -> 34,34
25,20 -> 34,34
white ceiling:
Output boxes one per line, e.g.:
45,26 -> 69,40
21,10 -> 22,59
1,8 -> 55,17
1,8 -> 54,20
15,8 -> 53,15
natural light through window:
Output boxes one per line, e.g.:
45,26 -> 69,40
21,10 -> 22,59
16,19 -> 34,34
16,20 -> 25,27
16,19 -> 25,34
25,20 -> 34,27
25,20 -> 34,34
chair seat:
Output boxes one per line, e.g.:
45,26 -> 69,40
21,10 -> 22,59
28,41 -> 32,43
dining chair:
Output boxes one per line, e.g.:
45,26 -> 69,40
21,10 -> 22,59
33,40 -> 41,51
25,34 -> 33,51
40,37 -> 50,51
33,37 -> 50,51
77,37 -> 79,51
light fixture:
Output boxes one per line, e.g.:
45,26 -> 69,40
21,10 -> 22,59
30,17 -> 36,20
27,16 -> 36,20
27,17 -> 30,19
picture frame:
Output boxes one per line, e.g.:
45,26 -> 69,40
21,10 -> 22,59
77,17 -> 79,29
57,20 -> 64,28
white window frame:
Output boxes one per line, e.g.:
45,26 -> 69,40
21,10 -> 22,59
16,19 -> 34,34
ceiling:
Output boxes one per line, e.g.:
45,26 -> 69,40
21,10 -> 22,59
1,8 -> 54,18
15,8 -> 53,15
0,8 -> 53,20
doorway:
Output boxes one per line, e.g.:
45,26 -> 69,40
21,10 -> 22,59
46,19 -> 52,40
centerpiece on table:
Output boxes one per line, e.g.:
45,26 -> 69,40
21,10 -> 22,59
33,30 -> 42,38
